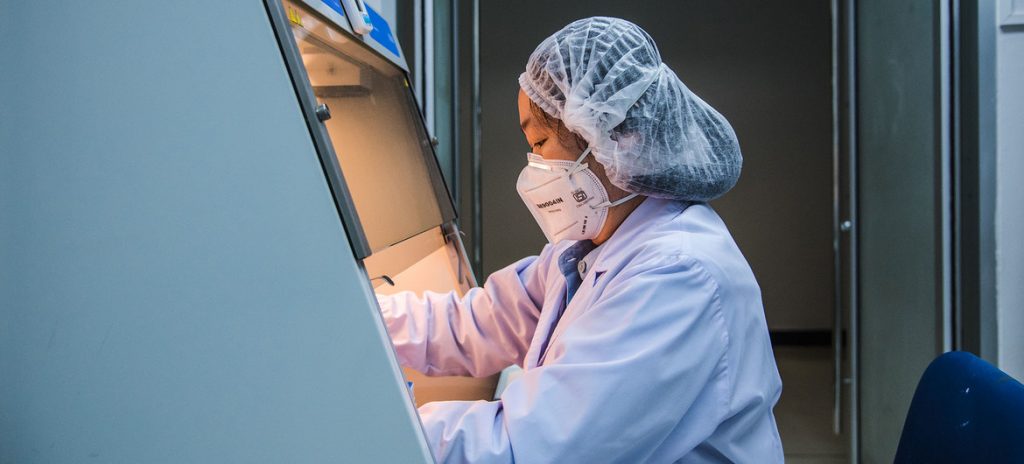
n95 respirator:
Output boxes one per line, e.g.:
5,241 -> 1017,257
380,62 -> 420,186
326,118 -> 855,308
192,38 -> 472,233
516,147 -> 638,243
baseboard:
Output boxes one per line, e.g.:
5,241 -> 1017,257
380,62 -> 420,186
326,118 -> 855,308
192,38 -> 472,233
769,330 -> 834,346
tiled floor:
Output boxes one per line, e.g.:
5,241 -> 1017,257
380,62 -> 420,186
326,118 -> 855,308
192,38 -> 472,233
773,346 -> 849,463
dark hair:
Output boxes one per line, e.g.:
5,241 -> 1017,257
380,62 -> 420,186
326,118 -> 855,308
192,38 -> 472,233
528,99 -> 587,151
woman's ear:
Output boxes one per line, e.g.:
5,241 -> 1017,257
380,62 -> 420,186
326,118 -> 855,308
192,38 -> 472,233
585,154 -> 629,199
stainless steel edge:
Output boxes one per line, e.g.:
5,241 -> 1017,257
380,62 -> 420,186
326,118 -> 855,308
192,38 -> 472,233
263,0 -> 373,259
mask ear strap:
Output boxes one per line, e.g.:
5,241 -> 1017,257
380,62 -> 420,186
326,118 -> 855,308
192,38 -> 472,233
574,147 -> 593,165
564,147 -> 593,179
572,147 -> 592,170
594,192 -> 640,209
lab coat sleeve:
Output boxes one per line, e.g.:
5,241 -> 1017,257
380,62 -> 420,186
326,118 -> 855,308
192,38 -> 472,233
417,254 -> 732,463
378,247 -> 554,377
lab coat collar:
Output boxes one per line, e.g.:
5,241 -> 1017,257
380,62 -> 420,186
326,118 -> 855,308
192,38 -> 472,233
590,198 -> 692,274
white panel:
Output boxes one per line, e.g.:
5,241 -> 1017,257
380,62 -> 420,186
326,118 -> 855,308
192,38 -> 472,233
995,15 -> 1024,379
0,1 -> 432,462
1001,0 -> 1024,26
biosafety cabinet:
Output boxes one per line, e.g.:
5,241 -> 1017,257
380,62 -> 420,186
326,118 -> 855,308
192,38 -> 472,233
0,1 -> 485,462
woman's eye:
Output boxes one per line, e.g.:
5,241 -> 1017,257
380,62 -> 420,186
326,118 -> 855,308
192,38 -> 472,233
532,139 -> 547,149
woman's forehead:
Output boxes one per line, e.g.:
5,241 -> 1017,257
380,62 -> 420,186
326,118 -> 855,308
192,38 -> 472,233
518,90 -> 534,131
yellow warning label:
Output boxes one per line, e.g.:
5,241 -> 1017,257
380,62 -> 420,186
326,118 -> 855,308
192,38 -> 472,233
287,6 -> 303,26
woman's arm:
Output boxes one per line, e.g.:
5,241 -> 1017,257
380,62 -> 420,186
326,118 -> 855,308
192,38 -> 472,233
416,255 -> 733,463
378,246 -> 555,377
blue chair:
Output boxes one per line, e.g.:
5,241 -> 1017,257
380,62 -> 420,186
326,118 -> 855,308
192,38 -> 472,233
895,351 -> 1024,463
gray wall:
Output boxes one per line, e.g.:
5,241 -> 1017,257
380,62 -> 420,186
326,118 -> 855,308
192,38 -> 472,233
0,1 -> 431,462
479,0 -> 833,331
856,1 -> 949,462
995,6 -> 1024,380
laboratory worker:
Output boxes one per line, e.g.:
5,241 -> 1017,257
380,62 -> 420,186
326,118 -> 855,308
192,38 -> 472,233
377,17 -> 783,463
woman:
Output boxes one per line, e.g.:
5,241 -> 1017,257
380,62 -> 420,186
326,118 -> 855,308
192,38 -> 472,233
378,17 -> 783,463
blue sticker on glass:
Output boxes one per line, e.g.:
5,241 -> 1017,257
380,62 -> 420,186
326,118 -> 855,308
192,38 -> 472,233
321,0 -> 345,17
365,4 -> 401,57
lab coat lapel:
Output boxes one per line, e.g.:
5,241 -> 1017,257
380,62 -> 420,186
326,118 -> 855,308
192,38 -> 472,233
525,288 -> 566,369
536,269 -> 598,365
524,252 -> 571,370
526,199 -> 690,369
528,198 -> 688,368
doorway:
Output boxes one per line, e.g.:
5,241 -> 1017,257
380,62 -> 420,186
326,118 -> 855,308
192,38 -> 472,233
474,1 -> 852,462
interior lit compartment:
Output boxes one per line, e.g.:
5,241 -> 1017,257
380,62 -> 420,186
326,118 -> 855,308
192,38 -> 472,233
364,224 -> 500,406
288,1 -> 453,253
285,2 -> 498,406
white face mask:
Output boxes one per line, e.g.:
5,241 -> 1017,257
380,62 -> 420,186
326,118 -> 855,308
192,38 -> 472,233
516,147 -> 639,243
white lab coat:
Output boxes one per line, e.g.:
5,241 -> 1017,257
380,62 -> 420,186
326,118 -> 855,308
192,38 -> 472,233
379,198 -> 783,463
